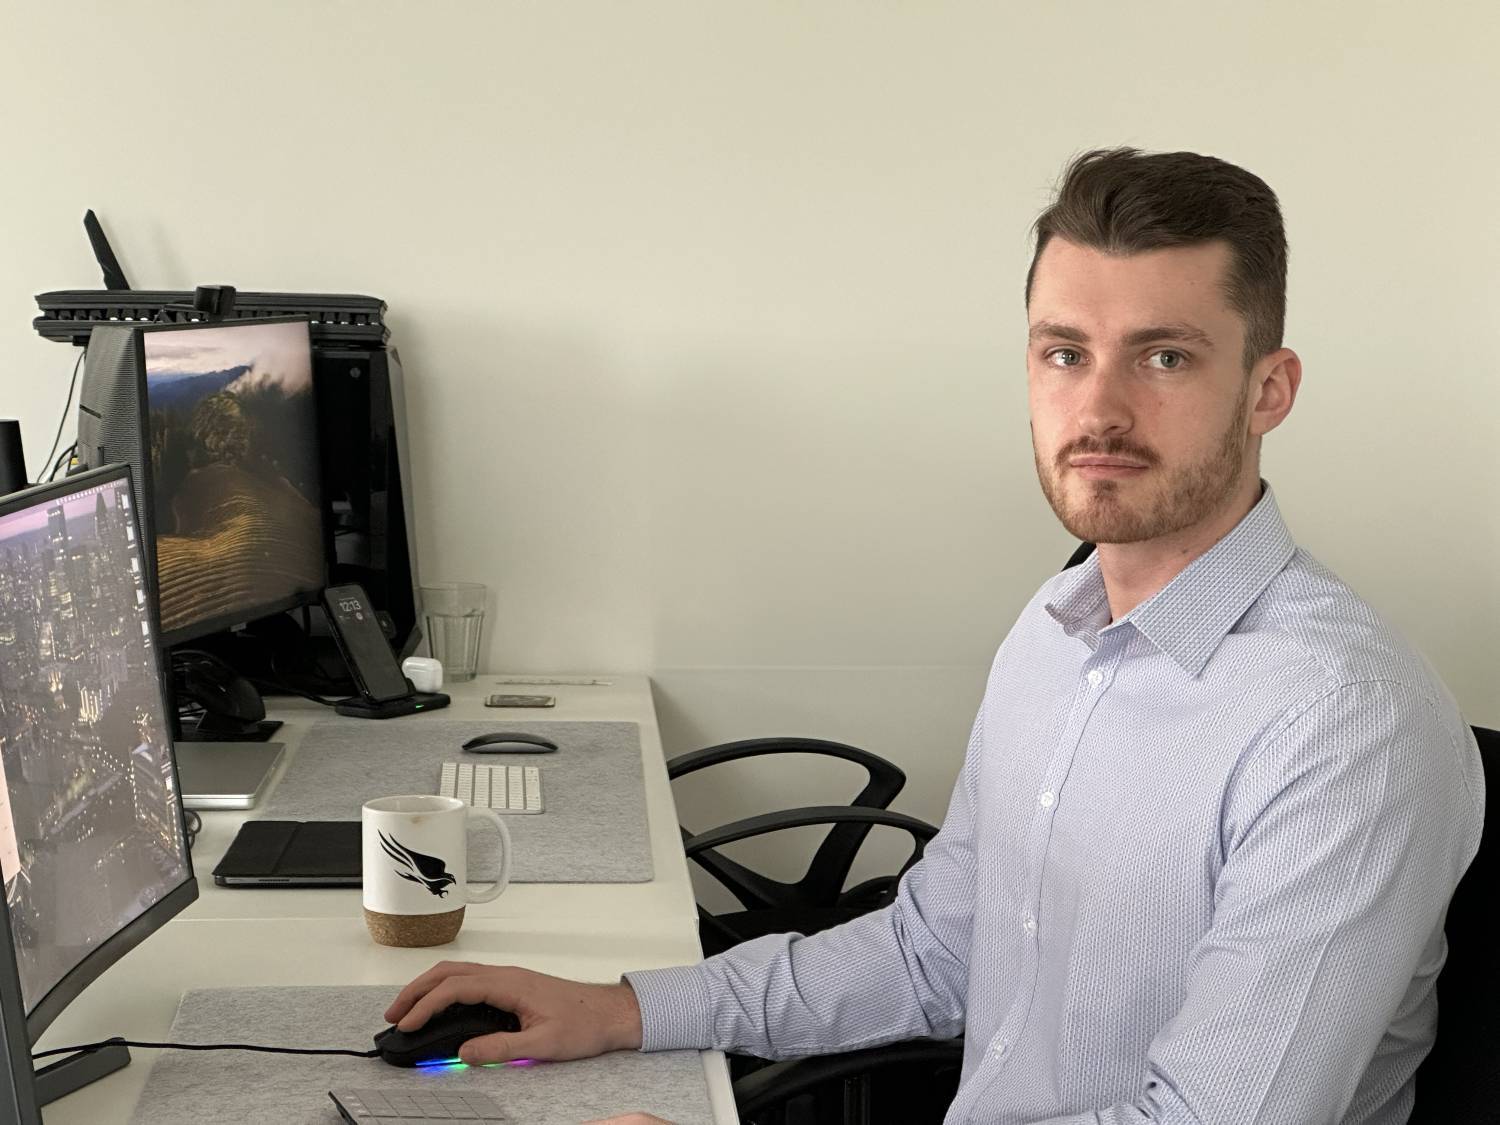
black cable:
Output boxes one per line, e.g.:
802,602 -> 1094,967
247,675 -> 338,707
181,808 -> 202,850
36,350 -> 84,482
33,1038 -> 379,1061
47,442 -> 77,481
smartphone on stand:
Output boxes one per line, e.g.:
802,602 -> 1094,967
323,583 -> 449,718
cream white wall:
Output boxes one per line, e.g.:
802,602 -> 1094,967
3,2 -> 1497,897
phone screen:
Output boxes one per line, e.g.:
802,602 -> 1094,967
323,585 -> 411,702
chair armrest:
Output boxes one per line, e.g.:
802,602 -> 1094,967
666,738 -> 905,809
683,805 -> 937,858
733,1038 -> 965,1118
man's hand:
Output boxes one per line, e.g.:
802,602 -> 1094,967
384,961 -> 643,1065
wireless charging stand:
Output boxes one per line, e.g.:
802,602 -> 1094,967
332,691 -> 450,720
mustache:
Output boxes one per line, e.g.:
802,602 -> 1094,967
1054,437 -> 1158,470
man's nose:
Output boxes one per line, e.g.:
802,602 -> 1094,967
1075,363 -> 1134,438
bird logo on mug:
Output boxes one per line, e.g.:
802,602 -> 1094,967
379,831 -> 458,897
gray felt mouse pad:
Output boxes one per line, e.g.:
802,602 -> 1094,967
127,986 -> 715,1125
258,720 -> 652,883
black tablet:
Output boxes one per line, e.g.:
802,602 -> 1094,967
212,821 -> 362,887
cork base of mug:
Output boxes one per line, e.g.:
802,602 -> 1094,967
364,906 -> 465,947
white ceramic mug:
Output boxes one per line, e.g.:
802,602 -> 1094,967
361,795 -> 512,947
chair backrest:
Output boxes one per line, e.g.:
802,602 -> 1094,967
669,738 -> 907,911
1063,540 -> 1096,569
1409,724 -> 1495,1123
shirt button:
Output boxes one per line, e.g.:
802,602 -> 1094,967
1038,790 -> 1055,809
1022,912 -> 1035,933
992,1037 -> 1010,1058
1086,669 -> 1103,686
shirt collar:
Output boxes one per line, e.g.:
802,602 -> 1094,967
1045,483 -> 1297,677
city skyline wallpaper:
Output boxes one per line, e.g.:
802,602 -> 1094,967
0,477 -> 189,1014
144,319 -> 324,637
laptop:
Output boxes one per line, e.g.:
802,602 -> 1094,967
174,741 -> 286,811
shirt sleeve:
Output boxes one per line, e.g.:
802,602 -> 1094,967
625,710 -> 987,1058
1025,679 -> 1484,1125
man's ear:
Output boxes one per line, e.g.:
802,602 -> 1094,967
1249,348 -> 1301,437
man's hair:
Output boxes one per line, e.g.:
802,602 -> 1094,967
1025,148 -> 1287,369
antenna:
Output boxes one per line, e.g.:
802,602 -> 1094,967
82,210 -> 130,291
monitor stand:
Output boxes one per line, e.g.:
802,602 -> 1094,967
33,1040 -> 130,1106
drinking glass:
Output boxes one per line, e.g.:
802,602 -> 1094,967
420,582 -> 487,682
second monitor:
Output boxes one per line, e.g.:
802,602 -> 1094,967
142,318 -> 324,641
75,317 -> 325,749
76,316 -> 325,645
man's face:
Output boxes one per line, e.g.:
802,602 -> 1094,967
1026,238 -> 1256,545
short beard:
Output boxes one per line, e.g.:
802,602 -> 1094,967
1033,381 -> 1251,545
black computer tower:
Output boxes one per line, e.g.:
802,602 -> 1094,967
313,340 -> 421,658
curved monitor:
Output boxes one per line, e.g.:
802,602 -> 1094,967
0,465 -> 197,1040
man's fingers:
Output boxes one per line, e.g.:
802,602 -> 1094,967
384,961 -> 484,1023
457,1030 -> 532,1065
397,971 -> 522,1031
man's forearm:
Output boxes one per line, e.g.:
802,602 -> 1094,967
626,897 -> 969,1058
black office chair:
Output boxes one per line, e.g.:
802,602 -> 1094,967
667,738 -> 939,957
1409,724 -> 1496,1123
733,1038 -> 965,1125
1063,540 -> 1096,569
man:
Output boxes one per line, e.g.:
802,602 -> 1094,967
386,149 -> 1485,1124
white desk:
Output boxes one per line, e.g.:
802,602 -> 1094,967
35,676 -> 738,1124
183,676 -> 703,926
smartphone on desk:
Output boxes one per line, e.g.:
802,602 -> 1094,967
322,583 -> 412,702
486,694 -> 555,708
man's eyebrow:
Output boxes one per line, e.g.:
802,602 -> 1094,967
1027,321 -> 1216,349
1122,324 -> 1215,349
1028,321 -> 1089,343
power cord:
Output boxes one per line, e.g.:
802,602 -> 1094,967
47,442 -> 77,482
181,808 -> 202,850
35,350 -> 83,482
33,1037 -> 379,1061
249,675 -> 337,708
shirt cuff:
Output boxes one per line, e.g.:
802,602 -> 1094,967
622,964 -> 715,1052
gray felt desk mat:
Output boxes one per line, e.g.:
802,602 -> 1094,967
128,986 -> 713,1125
258,720 -> 652,883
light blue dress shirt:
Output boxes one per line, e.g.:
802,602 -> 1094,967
628,485 -> 1485,1124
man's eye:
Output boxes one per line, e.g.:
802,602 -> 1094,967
1048,349 -> 1083,367
1149,350 -> 1187,370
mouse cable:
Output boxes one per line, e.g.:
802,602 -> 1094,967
33,1037 -> 380,1061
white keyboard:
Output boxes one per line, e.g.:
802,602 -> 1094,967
439,761 -> 544,814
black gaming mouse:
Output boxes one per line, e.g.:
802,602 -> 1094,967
374,1002 -> 521,1067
